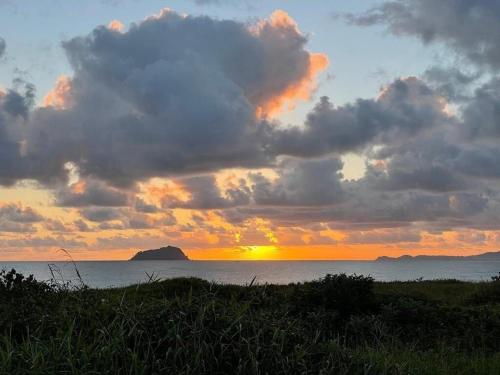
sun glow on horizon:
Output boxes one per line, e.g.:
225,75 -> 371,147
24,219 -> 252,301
239,245 -> 279,260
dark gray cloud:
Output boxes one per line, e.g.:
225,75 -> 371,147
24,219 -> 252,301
345,230 -> 421,244
251,157 -> 344,206
0,120 -> 24,186
123,211 -> 176,229
165,175 -> 250,209
55,179 -> 129,207
362,132 -> 467,192
166,158 -> 345,210
0,221 -> 37,233
347,0 -> 500,70
423,67 -> 480,102
359,115 -> 500,195
461,78 -> 500,139
127,214 -> 154,229
454,146 -> 500,179
221,185 -> 491,230
2,80 -> 35,119
0,203 -> 43,223
0,203 -> 43,233
270,77 -> 450,157
0,82 -> 57,186
80,207 -> 123,222
134,197 -> 159,213
74,219 -> 91,232
164,146 -> 497,231
0,236 -> 86,249
98,221 -> 126,230
79,205 -> 176,230
0,37 -> 5,58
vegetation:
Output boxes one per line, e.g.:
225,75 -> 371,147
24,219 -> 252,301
0,269 -> 499,374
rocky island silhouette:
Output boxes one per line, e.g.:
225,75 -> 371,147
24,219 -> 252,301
130,246 -> 189,261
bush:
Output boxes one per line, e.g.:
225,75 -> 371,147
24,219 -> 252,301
0,269 -> 51,295
0,270 -> 498,374
0,269 -> 57,339
468,282 -> 500,305
290,273 -> 377,317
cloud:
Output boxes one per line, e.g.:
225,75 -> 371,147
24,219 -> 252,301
159,157 -> 345,210
107,20 -> 124,32
4,6 -> 500,250
0,203 -> 43,233
134,197 -> 159,213
270,77 -> 450,157
251,10 -> 329,117
0,236 -> 86,249
3,80 -> 35,119
344,229 -> 421,244
124,211 -> 176,229
0,82 -> 57,186
0,221 -> 37,233
164,175 -> 250,209
423,67 -> 479,102
74,219 -> 92,232
251,157 -> 344,206
55,179 -> 129,207
461,78 -> 500,139
0,37 -> 5,58
0,203 -> 43,223
1,11 -> 454,195
347,0 -> 500,70
192,0 -> 255,7
44,218 -> 74,233
43,75 -> 72,109
361,133 -> 468,192
21,9 -> 325,187
78,203 -> 176,231
221,185 -> 491,230
80,207 -> 123,222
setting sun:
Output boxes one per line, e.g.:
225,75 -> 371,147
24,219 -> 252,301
239,245 -> 279,260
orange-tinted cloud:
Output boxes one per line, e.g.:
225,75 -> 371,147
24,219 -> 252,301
266,9 -> 300,32
142,179 -> 192,206
43,75 -> 72,109
70,180 -> 87,194
256,53 -> 329,118
108,20 -> 125,32
253,10 -> 329,118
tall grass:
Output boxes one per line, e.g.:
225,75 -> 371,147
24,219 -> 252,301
0,269 -> 498,374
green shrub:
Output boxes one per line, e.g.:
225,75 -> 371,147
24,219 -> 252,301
0,270 -> 498,374
290,273 -> 377,317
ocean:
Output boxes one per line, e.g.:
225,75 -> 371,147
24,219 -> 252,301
0,260 -> 499,288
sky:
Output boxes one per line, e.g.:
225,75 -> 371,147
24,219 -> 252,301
1,0 -> 500,260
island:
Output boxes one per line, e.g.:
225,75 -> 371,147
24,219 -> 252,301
376,250 -> 500,261
130,246 -> 189,261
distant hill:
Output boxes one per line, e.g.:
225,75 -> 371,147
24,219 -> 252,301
376,251 -> 500,261
130,246 -> 189,261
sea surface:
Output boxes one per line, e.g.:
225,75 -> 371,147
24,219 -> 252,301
0,260 -> 499,288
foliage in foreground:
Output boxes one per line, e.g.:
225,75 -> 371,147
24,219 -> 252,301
0,269 -> 499,374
